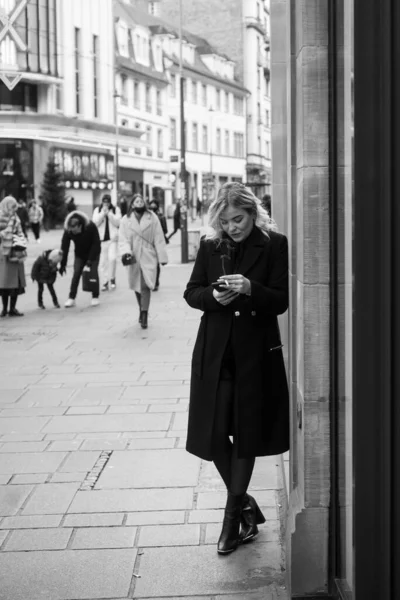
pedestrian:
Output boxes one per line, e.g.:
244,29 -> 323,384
119,194 -> 168,329
0,196 -> 27,317
28,199 -> 44,243
149,199 -> 168,291
16,198 -> 29,239
66,197 -> 77,213
166,201 -> 181,241
93,194 -> 121,291
184,181 -> 289,555
31,249 -> 62,309
119,196 -> 128,217
196,197 -> 202,218
261,194 -> 272,217
59,211 -> 101,308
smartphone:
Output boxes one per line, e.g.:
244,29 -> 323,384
211,280 -> 230,292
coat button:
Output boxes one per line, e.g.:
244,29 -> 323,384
251,311 -> 256,316
234,311 -> 240,317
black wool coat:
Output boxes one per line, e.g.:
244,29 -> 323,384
31,251 -> 58,284
183,226 -> 290,460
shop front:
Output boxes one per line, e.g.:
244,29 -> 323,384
52,147 -> 115,215
0,139 -> 34,201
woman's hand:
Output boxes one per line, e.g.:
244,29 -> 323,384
212,287 -> 239,305
219,274 -> 251,295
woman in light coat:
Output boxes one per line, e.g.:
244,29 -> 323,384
93,194 -> 121,291
0,196 -> 27,317
119,194 -> 168,329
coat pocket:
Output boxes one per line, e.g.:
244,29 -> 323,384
268,344 -> 283,352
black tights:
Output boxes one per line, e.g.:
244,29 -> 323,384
1,292 -> 17,312
212,376 -> 255,496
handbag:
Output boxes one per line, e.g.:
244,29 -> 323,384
82,264 -> 99,293
121,252 -> 136,266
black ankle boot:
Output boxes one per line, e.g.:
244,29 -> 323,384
240,494 -> 266,543
217,493 -> 245,555
140,310 -> 148,329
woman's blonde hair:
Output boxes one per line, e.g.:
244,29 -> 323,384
206,182 -> 278,242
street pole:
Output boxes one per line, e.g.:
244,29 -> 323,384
209,106 -> 214,179
179,0 -> 189,263
113,90 -> 120,206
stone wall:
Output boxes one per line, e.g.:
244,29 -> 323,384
271,0 -> 331,595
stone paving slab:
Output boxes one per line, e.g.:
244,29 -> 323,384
0,390 -> 24,404
63,513 -> 124,528
68,487 -> 194,514
0,442 -> 50,453
0,416 -> 50,434
58,451 -> 101,473
127,438 -> 176,450
4,527 -> 73,551
0,451 -> 67,474
15,388 -> 74,405
133,543 -> 284,598
125,510 -> 185,526
0,485 -> 33,516
0,515 -> 62,529
0,548 -> 138,599
65,387 -> 123,402
0,407 -> 66,417
71,526 -> 137,549
22,483 -> 80,515
10,474 -> 48,485
96,450 -> 200,489
42,413 -> 171,433
121,385 -> 190,399
138,523 -> 201,547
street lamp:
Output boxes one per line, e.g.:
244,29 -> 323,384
113,89 -> 121,205
208,105 -> 214,183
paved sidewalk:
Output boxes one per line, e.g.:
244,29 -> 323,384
0,227 -> 288,600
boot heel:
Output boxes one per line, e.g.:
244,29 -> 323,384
255,503 -> 266,524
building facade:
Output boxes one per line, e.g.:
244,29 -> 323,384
0,0 -> 142,212
115,0 -> 247,215
145,0 -> 271,200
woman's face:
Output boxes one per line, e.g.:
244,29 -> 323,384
9,203 -> 18,216
133,196 -> 145,209
219,204 -> 254,242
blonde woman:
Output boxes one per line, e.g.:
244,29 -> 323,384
119,194 -> 168,329
184,182 -> 289,555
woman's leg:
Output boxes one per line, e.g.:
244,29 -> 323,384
9,293 -> 23,316
212,378 -> 234,489
1,292 -> 9,316
109,242 -> 117,285
31,222 -> 39,240
38,282 -> 44,307
139,271 -> 151,328
100,242 -> 109,289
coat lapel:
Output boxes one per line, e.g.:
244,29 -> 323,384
140,212 -> 152,234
